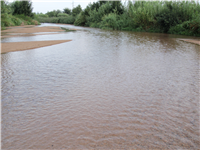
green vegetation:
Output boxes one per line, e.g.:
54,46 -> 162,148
35,5 -> 82,24
72,5 -> 82,16
63,8 -> 71,15
46,10 -> 62,17
37,1 -> 200,36
1,0 -> 40,30
2,0 -> 199,36
11,1 -> 34,17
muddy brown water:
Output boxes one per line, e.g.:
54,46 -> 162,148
1,23 -> 200,149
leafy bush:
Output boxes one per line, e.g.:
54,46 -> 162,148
74,12 -> 87,26
57,13 -> 69,17
87,2 -> 112,26
100,13 -> 118,30
10,16 -> 22,26
38,16 -> 75,24
169,15 -> 200,36
59,16 -> 75,24
1,13 -> 38,28
38,17 -> 59,23
46,10 -> 62,17
127,1 -> 162,30
14,14 -> 32,22
155,1 -> 200,33
72,5 -> 82,16
63,8 -> 71,15
37,14 -> 49,18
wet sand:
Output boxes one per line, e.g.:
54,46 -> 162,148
1,25 -> 72,53
179,39 -> 200,45
1,40 -> 72,53
1,32 -> 62,38
1,25 -> 78,38
1,26 -> 64,34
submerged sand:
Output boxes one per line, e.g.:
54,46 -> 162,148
1,40 -> 71,53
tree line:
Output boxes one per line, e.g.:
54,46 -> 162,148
37,1 -> 200,36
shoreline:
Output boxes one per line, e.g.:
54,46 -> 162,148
1,24 -> 199,54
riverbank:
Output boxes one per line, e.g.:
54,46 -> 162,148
1,25 -> 73,53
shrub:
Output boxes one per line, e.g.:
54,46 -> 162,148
63,8 -> 71,15
42,17 -> 59,23
87,2 -> 112,26
100,13 -> 118,30
37,14 -> 49,18
155,1 -> 200,33
72,5 -> 82,16
74,12 -> 87,26
127,1 -> 161,30
169,15 -> 200,36
57,13 -> 69,17
58,16 -> 75,24
10,16 -> 22,26
14,14 -> 32,22
46,10 -> 62,17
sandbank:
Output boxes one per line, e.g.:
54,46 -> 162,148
179,39 -> 200,45
1,26 -> 64,34
1,25 -> 72,53
1,40 -> 71,53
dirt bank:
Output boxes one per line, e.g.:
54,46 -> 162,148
1,40 -> 72,53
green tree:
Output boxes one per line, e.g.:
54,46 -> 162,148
21,0 -> 33,17
1,0 -> 12,14
109,1 -> 124,15
72,5 -> 82,16
46,9 -> 62,17
12,0 -> 33,18
63,8 -> 71,15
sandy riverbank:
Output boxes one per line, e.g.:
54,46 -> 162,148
1,25 -> 72,53
1,40 -> 72,53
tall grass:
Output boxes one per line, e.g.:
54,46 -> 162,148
1,14 -> 39,29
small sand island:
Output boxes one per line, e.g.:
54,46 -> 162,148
1,25 -> 75,53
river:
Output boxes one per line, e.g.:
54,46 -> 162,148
1,23 -> 199,149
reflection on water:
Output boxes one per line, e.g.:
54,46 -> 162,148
1,23 -> 200,149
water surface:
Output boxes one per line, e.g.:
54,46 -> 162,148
1,23 -> 199,149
